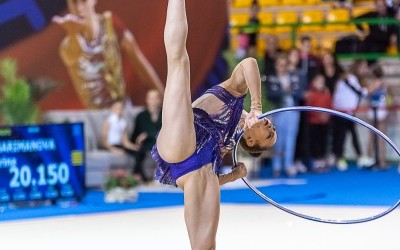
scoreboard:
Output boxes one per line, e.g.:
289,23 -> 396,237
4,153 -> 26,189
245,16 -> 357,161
0,123 -> 85,204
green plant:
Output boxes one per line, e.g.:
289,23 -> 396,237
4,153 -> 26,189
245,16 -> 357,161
104,169 -> 139,191
0,58 -> 39,125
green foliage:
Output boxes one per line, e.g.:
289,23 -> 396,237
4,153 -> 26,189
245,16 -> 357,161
104,169 -> 139,191
0,58 -> 39,125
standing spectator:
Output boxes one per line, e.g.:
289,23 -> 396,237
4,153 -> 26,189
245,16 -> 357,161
263,35 -> 282,77
299,35 -> 321,85
305,74 -> 332,172
266,53 -> 304,177
355,0 -> 397,64
320,51 -> 344,95
53,0 -> 164,109
294,36 -> 321,172
331,61 -> 369,171
366,65 -> 389,169
246,0 -> 260,58
130,89 -> 162,184
101,99 -> 146,170
319,51 -> 344,166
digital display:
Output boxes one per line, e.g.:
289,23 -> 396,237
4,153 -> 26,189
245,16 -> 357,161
0,123 -> 86,203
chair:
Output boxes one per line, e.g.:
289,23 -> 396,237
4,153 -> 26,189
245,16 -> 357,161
256,36 -> 267,57
326,8 -> 355,32
231,0 -> 253,8
278,38 -> 294,50
259,0 -> 281,7
275,11 -> 298,34
230,13 -> 250,27
352,6 -> 375,17
281,0 -> 304,5
298,9 -> 325,33
258,12 -> 275,34
303,0 -> 322,5
320,36 -> 337,52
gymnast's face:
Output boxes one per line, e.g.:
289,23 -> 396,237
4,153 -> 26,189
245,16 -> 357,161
68,0 -> 97,19
243,118 -> 277,150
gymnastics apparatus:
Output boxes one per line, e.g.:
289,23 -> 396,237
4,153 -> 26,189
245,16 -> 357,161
233,106 -> 400,224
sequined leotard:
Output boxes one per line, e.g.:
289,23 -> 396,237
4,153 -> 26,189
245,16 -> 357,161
151,85 -> 246,186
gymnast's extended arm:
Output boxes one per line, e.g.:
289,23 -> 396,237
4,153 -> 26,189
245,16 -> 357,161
218,162 -> 248,185
220,57 -> 263,129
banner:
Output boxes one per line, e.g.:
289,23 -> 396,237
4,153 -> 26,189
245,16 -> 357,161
0,0 -> 66,49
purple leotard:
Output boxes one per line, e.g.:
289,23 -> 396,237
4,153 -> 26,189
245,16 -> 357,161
151,85 -> 246,186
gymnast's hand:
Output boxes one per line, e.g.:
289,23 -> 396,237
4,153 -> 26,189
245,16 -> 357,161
243,109 -> 262,131
232,162 -> 248,179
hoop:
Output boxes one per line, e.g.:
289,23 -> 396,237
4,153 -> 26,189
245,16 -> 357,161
233,106 -> 400,224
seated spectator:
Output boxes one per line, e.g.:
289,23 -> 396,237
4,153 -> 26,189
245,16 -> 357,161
355,0 -> 397,64
130,89 -> 162,184
101,99 -> 145,170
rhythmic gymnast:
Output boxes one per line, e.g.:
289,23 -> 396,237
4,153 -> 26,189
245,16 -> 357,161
151,0 -> 277,249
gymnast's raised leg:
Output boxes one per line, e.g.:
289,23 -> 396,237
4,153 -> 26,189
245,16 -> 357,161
156,0 -> 220,249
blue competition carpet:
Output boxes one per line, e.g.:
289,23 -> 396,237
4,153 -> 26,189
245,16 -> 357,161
1,164 -> 399,222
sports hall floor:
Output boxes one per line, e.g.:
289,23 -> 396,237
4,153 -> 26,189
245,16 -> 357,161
1,165 -> 399,250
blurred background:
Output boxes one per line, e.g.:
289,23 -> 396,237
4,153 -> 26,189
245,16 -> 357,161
1,0 -> 400,249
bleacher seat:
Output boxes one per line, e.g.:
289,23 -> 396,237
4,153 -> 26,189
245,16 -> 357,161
303,0 -> 322,5
232,0 -> 253,8
279,38 -> 294,50
299,9 -> 325,32
230,13 -> 250,26
256,36 -> 267,57
320,36 -> 337,52
259,0 -> 281,7
258,12 -> 275,34
326,8 -> 353,32
281,0 -> 304,6
352,6 -> 374,17
275,11 -> 298,34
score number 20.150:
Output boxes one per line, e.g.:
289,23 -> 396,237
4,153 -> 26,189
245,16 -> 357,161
9,163 -> 70,188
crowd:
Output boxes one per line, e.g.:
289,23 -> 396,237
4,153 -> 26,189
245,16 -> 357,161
261,39 -> 389,177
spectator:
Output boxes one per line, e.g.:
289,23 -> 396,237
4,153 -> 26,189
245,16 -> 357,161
355,0 -> 397,64
294,36 -> 321,172
305,74 -> 332,172
319,51 -> 344,167
331,60 -> 369,171
53,0 -> 164,109
263,35 -> 282,76
130,89 -> 162,184
298,35 -> 321,85
320,51 -> 344,95
366,65 -> 389,169
101,99 -> 146,172
266,53 -> 304,177
236,29 -> 250,60
246,0 -> 260,58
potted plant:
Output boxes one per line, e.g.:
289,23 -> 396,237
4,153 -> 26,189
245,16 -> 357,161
0,58 -> 60,125
104,169 -> 140,203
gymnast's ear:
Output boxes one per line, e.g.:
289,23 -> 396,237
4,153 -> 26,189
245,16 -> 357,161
242,134 -> 255,147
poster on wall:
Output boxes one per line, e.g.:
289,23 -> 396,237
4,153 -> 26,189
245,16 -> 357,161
0,0 -> 66,49
0,122 -> 86,205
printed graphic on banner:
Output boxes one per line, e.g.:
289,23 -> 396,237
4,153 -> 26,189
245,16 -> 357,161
0,123 -> 86,203
0,0 -> 66,49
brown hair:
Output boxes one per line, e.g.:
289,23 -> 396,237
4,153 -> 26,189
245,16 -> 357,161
239,137 -> 264,158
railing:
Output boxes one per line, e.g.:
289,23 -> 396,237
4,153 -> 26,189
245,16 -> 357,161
231,18 -> 400,60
